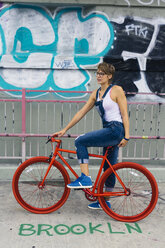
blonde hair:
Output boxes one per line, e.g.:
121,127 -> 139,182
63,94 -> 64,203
97,62 -> 115,83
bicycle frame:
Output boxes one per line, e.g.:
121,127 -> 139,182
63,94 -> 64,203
40,137 -> 128,197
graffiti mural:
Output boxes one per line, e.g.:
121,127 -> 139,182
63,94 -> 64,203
104,16 -> 165,101
0,4 -> 114,98
0,4 -> 165,101
124,0 -> 165,6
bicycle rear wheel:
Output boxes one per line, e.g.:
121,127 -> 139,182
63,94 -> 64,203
98,162 -> 158,222
12,157 -> 70,214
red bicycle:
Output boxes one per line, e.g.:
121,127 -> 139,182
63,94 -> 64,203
12,136 -> 158,222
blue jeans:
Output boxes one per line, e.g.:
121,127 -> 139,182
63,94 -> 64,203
75,121 -> 124,188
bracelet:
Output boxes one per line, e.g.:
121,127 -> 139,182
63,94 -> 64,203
124,137 -> 129,141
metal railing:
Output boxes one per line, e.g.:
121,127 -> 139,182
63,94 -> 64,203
0,89 -> 165,162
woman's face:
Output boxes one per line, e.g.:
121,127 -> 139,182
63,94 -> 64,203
96,70 -> 112,85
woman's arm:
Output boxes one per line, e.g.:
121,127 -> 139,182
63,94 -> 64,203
53,90 -> 97,137
112,86 -> 130,147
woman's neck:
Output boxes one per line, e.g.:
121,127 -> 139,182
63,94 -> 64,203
100,83 -> 111,92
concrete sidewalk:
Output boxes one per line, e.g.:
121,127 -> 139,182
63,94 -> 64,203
0,181 -> 165,248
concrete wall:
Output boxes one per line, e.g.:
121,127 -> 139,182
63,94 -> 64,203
2,0 -> 165,7
0,1 -> 165,162
0,1 -> 165,101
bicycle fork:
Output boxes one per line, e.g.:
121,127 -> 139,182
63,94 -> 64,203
39,142 -> 60,189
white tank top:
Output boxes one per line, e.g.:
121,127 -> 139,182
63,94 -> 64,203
96,86 -> 123,124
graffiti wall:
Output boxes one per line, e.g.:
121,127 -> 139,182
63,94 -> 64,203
0,3 -> 165,101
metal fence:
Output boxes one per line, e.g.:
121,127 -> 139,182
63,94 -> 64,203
0,89 -> 165,163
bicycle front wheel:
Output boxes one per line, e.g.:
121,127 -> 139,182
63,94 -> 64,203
12,157 -> 70,214
98,162 -> 158,222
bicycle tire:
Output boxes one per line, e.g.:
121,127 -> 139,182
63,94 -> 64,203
98,162 -> 158,222
12,156 -> 71,214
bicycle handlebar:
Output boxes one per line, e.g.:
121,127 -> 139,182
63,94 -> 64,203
46,135 -> 59,144
46,134 -> 72,144
46,136 -> 52,144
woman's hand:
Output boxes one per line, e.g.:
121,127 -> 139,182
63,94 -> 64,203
52,128 -> 67,138
118,138 -> 129,147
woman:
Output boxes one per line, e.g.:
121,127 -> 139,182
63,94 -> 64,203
53,62 -> 129,209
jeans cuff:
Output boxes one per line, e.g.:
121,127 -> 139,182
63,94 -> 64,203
105,187 -> 114,192
78,159 -> 89,164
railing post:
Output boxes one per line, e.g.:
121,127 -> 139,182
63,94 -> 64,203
118,147 -> 123,162
22,88 -> 26,162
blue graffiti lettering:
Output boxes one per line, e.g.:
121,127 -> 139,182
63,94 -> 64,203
0,5 -> 114,98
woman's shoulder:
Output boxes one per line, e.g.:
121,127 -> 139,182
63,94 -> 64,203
88,89 -> 98,102
91,89 -> 98,97
92,89 -> 98,94
111,85 -> 124,94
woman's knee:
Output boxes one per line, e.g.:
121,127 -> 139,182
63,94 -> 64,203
75,135 -> 83,148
